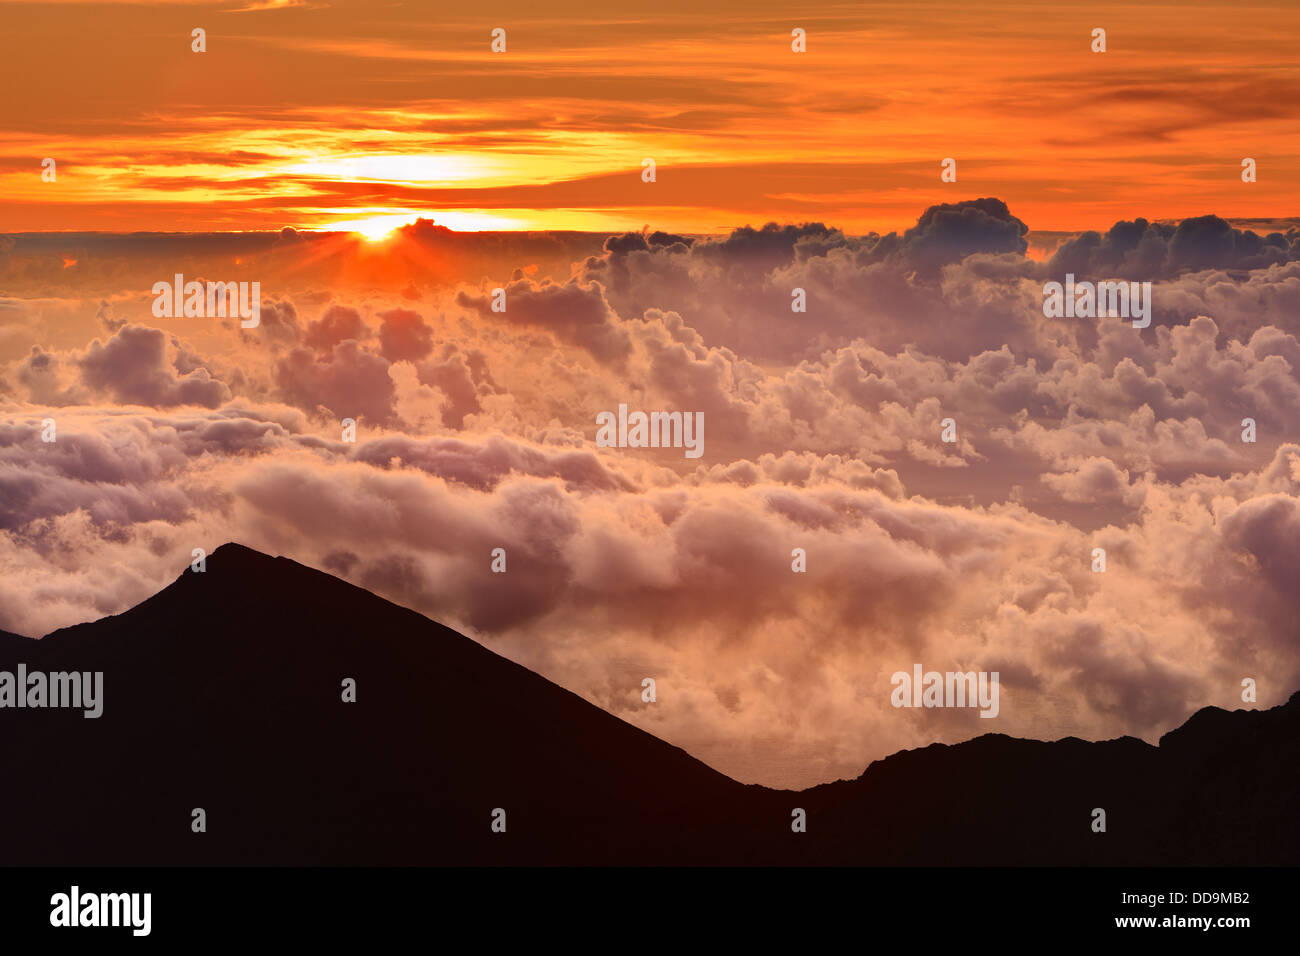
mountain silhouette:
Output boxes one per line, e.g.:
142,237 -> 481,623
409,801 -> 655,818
0,543 -> 1295,865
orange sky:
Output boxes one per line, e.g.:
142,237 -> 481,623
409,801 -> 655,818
2,0 -> 1297,235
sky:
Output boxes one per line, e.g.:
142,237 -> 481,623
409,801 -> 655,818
2,0 -> 1299,234
2,0 -> 1300,790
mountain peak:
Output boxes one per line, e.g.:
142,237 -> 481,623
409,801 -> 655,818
202,541 -> 294,576
209,541 -> 275,561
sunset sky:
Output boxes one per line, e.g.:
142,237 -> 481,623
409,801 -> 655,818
2,0 -> 1299,235
3,0 -> 1300,790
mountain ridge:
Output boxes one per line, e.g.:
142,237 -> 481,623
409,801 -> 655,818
0,541 -> 1295,865
11,542 -> 1267,768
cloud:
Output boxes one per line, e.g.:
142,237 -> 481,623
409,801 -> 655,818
894,197 -> 1030,274
303,304 -> 366,352
377,308 -> 434,361
274,340 -> 397,426
77,324 -> 231,408
2,203 -> 1299,788
456,278 -> 632,363
1047,215 -> 1300,280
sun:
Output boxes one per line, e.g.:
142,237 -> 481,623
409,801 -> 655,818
326,213 -> 418,243
349,217 -> 400,243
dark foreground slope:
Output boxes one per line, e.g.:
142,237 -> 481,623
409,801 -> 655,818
0,543 -> 1295,865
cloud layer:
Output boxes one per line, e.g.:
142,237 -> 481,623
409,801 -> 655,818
2,201 -> 1298,788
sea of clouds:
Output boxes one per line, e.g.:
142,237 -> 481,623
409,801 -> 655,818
2,199 -> 1299,787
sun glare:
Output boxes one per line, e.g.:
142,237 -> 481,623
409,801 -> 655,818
327,213 -> 418,243
319,209 -> 531,239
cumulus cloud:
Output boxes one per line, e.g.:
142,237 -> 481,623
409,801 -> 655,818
1047,214 -> 1300,280
457,277 -> 633,363
2,199 -> 1299,788
76,325 -> 231,407
275,340 -> 396,426
303,304 -> 366,352
377,308 -> 434,361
